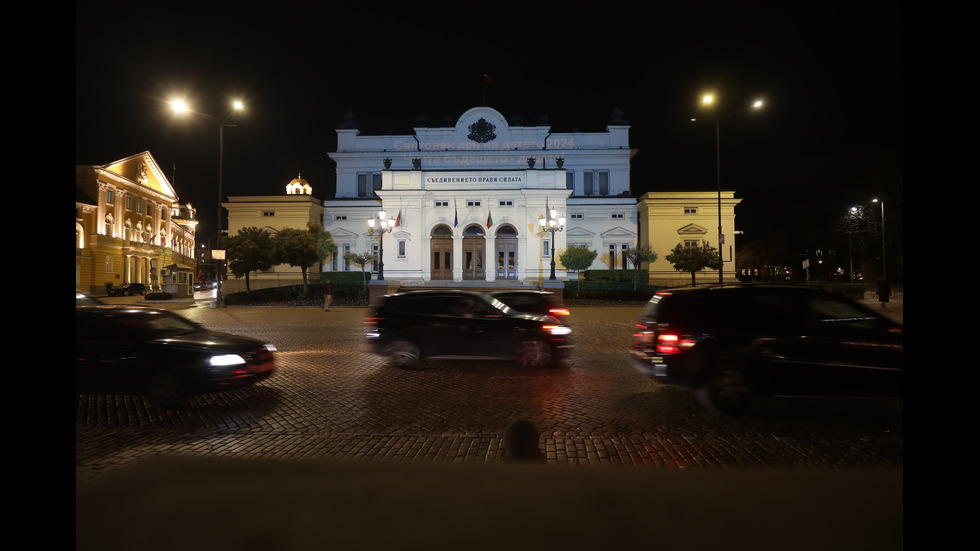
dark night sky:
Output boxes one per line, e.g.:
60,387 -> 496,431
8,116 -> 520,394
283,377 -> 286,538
76,2 -> 903,254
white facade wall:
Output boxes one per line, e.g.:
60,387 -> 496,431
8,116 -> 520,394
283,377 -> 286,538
324,107 -> 637,284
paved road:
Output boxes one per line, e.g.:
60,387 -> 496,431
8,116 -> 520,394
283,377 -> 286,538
76,300 -> 903,488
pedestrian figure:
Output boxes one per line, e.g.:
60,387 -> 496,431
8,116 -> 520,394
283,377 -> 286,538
876,278 -> 892,308
323,279 -> 333,311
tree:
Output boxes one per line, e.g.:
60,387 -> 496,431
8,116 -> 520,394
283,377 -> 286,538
558,245 -> 598,289
271,222 -> 334,295
625,245 -> 657,291
224,227 -> 273,294
665,241 -> 722,286
344,251 -> 374,286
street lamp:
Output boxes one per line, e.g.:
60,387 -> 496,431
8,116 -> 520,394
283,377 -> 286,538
693,94 -> 764,284
368,209 -> 396,280
538,205 -> 566,280
171,98 -> 244,307
872,198 -> 886,280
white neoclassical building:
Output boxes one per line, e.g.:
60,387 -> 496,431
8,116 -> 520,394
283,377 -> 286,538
323,106 -> 638,285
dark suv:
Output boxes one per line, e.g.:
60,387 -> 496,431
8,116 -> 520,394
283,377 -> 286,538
365,290 -> 573,368
631,285 -> 903,414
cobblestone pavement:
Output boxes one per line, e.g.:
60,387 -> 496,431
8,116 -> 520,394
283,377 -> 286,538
76,302 -> 903,488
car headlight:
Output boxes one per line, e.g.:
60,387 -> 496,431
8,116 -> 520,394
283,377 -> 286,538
543,324 -> 572,336
209,354 -> 247,367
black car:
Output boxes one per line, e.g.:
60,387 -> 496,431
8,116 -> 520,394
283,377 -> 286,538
76,305 -> 277,407
490,290 -> 570,323
107,282 -> 147,296
365,290 -> 572,368
630,285 -> 903,414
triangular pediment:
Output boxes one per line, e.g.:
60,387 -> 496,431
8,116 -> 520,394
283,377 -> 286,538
102,151 -> 178,200
566,227 -> 596,238
677,223 -> 708,235
326,227 -> 359,239
600,225 -> 637,239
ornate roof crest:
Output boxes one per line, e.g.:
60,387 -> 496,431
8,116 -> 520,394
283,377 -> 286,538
467,117 -> 496,143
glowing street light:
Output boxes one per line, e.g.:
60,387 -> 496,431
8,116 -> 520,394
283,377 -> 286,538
692,93 -> 764,284
170,98 -> 244,307
538,205 -> 566,280
368,209 -> 397,280
872,198 -> 886,280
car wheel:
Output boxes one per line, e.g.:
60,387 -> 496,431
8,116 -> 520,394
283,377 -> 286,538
514,339 -> 552,368
385,339 -> 421,368
123,289 -> 131,296
147,373 -> 186,408
695,366 -> 752,415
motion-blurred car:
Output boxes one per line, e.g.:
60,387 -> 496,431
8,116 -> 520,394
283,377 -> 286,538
489,290 -> 570,323
193,280 -> 216,291
76,305 -> 277,407
630,284 -> 903,414
76,290 -> 104,306
365,290 -> 572,368
107,282 -> 147,296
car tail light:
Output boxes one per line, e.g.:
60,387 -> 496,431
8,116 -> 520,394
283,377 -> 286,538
633,324 -> 694,355
548,307 -> 570,317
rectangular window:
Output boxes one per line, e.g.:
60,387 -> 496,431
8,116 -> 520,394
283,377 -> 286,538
335,215 -> 347,221
570,213 -> 583,219
136,200 -> 143,213
372,173 -> 382,195
371,243 -> 379,272
583,172 -> 594,196
262,211 -> 275,217
499,199 -> 513,207
598,171 -> 609,195
357,174 -> 368,197
105,190 -> 114,205
125,196 -> 133,210
612,213 -> 624,219
566,171 -> 574,191
343,244 -> 351,271
435,200 -> 449,207
609,244 -> 617,269
684,240 -> 699,248
467,200 -> 481,207
397,239 -> 406,258
542,239 -> 550,258
622,243 -> 630,269
684,207 -> 698,214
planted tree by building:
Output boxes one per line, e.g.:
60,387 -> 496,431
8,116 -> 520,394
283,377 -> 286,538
625,245 -> 657,290
665,241 -> 722,286
344,252 -> 374,286
224,227 -> 273,294
558,245 -> 598,289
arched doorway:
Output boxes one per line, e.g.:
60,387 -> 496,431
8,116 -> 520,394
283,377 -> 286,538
494,225 -> 518,280
462,225 -> 486,280
430,225 -> 453,280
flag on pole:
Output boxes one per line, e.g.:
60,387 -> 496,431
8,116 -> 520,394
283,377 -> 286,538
454,199 -> 458,228
395,209 -> 402,227
486,208 -> 493,229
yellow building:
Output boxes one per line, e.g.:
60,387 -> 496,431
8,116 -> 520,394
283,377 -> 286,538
76,152 -> 198,295
222,174 -> 324,293
637,191 -> 742,287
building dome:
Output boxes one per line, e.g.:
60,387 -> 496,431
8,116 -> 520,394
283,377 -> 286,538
286,173 -> 312,195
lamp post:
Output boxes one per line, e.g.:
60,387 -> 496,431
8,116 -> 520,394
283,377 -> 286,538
694,94 -> 764,284
171,99 -> 243,307
872,198 -> 886,280
368,209 -> 396,281
538,205 -> 566,280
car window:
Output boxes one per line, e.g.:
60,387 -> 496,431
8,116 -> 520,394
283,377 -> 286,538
800,296 -> 886,332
